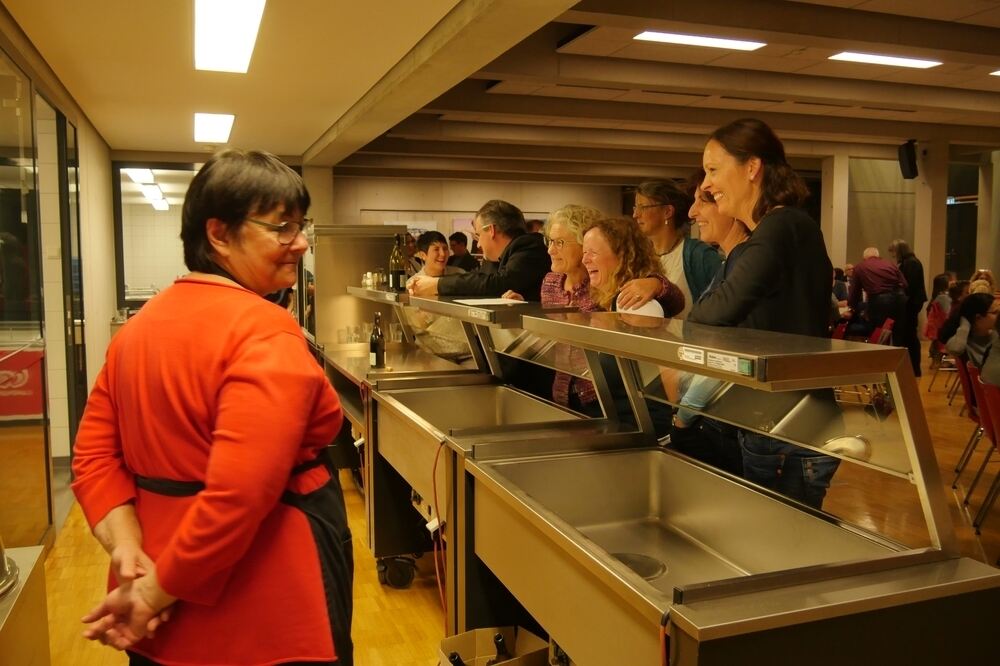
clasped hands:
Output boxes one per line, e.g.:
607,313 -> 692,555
82,540 -> 175,650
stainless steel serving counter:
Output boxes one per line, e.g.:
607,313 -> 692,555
0,546 -> 49,665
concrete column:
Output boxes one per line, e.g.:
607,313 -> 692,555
302,166 -> 334,225
914,140 -> 949,289
821,150 -> 850,267
977,160 -> 994,274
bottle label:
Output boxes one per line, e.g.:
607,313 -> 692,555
370,352 -> 377,366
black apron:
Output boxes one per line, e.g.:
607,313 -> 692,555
130,447 -> 354,666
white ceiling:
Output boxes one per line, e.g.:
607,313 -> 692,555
3,0 -> 462,156
4,0 -> 1000,186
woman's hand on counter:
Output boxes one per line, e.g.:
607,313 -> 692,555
501,290 -> 524,301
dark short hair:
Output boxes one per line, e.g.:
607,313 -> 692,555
448,231 -> 468,245
477,199 -> 525,237
890,239 -> 912,258
416,230 -> 448,253
834,267 -> 846,281
709,118 -> 808,224
181,149 -> 310,272
959,292 -> 995,321
635,180 -> 693,229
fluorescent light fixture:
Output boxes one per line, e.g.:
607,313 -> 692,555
634,30 -> 765,51
123,168 -> 155,184
991,70 -> 1000,77
195,0 -> 266,73
194,112 -> 235,143
140,184 -> 164,202
151,199 -> 169,211
828,51 -> 941,69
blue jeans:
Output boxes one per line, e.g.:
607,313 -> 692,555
738,430 -> 840,510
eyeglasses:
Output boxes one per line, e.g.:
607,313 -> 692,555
471,223 -> 493,240
246,217 -> 313,245
633,203 -> 667,213
545,237 -> 579,250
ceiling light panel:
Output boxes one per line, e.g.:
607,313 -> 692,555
991,70 -> 1000,77
195,0 -> 267,73
123,168 -> 155,184
140,184 -> 164,202
828,52 -> 941,69
151,199 -> 170,211
194,113 -> 235,143
634,31 -> 765,51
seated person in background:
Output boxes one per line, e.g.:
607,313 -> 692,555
980,317 -> 1000,386
947,280 -> 970,320
525,218 -> 545,234
847,247 -> 907,335
969,278 -> 994,296
414,231 -> 465,278
832,267 -> 849,303
407,199 -> 550,300
502,205 -> 683,417
944,293 -> 999,368
447,231 -> 479,272
403,232 -> 423,276
970,268 -> 996,293
925,273 -> 951,367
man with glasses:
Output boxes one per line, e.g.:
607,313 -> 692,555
408,199 -> 550,301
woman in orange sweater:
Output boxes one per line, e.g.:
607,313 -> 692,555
72,149 -> 352,665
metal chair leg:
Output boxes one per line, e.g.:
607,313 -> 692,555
972,472 -> 1000,533
952,426 -> 983,486
964,447 -> 994,505
948,377 -> 961,405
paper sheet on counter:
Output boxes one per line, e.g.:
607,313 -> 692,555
453,298 -> 530,305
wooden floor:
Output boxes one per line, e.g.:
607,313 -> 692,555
45,472 -> 445,666
43,344 -> 1000,664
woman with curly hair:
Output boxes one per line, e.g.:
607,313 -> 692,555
581,216 -> 667,316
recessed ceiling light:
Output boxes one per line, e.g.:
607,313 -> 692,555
195,0 -> 266,73
151,199 -> 169,211
140,184 -> 164,202
194,113 -> 235,143
123,168 -> 155,184
634,31 -> 765,51
828,51 -> 941,69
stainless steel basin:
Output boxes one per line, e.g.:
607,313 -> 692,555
380,384 -> 579,434
483,448 -> 894,597
373,384 -> 581,525
470,447 -> 898,665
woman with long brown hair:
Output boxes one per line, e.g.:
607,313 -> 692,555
689,118 -> 839,510
582,216 -> 666,315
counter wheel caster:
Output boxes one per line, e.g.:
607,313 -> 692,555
377,556 -> 416,589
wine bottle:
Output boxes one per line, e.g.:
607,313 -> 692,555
370,312 -> 385,368
447,652 -> 466,666
388,234 -> 407,292
486,632 -> 512,665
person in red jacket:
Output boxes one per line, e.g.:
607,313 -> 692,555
73,149 -> 352,665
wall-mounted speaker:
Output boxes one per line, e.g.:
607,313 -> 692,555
898,139 -> 918,180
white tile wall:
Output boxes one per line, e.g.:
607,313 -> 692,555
36,113 -> 70,458
121,203 -> 186,293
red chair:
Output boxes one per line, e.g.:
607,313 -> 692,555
973,379 -> 1000,533
867,318 -> 894,345
952,360 -> 984,489
831,321 -> 847,340
962,364 -> 993,506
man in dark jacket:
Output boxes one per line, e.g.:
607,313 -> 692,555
889,238 -> 927,377
407,199 -> 551,301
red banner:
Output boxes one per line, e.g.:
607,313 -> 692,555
0,348 -> 45,419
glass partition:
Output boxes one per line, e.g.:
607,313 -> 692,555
0,51 -> 49,548
113,162 -> 196,308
